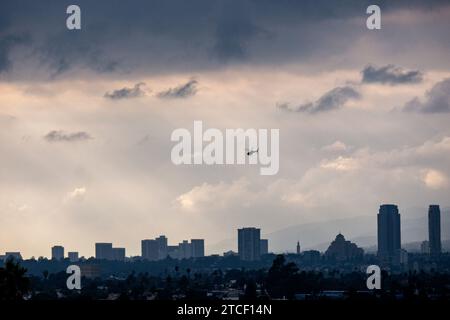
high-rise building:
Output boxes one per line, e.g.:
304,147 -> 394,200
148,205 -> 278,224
68,252 -> 79,262
141,239 -> 159,260
191,239 -> 205,258
428,205 -> 441,256
179,240 -> 192,259
141,235 -> 168,260
112,247 -> 126,261
95,243 -> 113,260
156,235 -> 168,260
238,227 -> 261,261
260,239 -> 269,255
51,245 -> 64,261
377,204 -> 401,264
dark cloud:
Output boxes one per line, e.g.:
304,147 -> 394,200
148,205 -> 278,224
0,34 -> 29,73
1,0 -> 449,79
104,83 -> 146,100
361,65 -> 423,85
403,78 -> 450,113
278,86 -> 360,114
157,79 -> 198,99
44,130 -> 92,142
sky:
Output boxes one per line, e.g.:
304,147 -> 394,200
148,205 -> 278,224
1,0 -> 450,258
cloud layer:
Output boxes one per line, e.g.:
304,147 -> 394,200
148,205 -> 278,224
403,78 -> 450,113
362,65 -> 423,85
157,80 -> 198,99
278,86 -> 360,113
44,130 -> 92,142
104,83 -> 146,100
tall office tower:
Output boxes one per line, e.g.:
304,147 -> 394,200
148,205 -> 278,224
238,227 -> 261,261
179,240 -> 192,259
95,243 -> 113,260
68,252 -> 79,262
191,239 -> 205,258
428,205 -> 442,256
112,247 -> 126,261
260,239 -> 269,255
141,239 -> 159,260
377,204 -> 401,264
296,241 -> 301,255
156,235 -> 168,260
51,245 -> 64,261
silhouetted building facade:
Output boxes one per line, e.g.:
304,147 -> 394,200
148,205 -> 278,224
68,251 -> 79,262
428,205 -> 441,256
112,247 -> 126,261
141,239 -> 159,260
302,250 -> 321,263
191,239 -> 205,258
238,227 -> 261,261
325,233 -> 364,262
377,204 -> 401,264
155,235 -> 168,260
260,239 -> 269,255
296,241 -> 301,255
4,252 -> 22,261
179,240 -> 192,259
95,243 -> 113,260
142,236 -> 168,260
51,245 -> 64,261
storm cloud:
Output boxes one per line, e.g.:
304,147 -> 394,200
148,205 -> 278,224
362,65 -> 423,85
0,34 -> 28,73
404,78 -> 450,113
278,86 -> 360,114
1,0 -> 449,79
44,130 -> 92,142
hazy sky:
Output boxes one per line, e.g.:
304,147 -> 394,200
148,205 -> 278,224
1,0 -> 450,257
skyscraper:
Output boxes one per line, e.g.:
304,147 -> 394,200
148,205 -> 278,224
95,243 -> 113,260
51,245 -> 64,261
377,204 -> 401,264
155,235 -> 168,260
112,247 -> 126,261
428,205 -> 441,256
141,239 -> 159,260
141,235 -> 168,260
179,240 -> 192,259
191,239 -> 205,258
238,227 -> 261,261
260,239 -> 269,255
68,252 -> 79,262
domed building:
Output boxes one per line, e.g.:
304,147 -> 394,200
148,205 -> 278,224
325,233 -> 364,262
